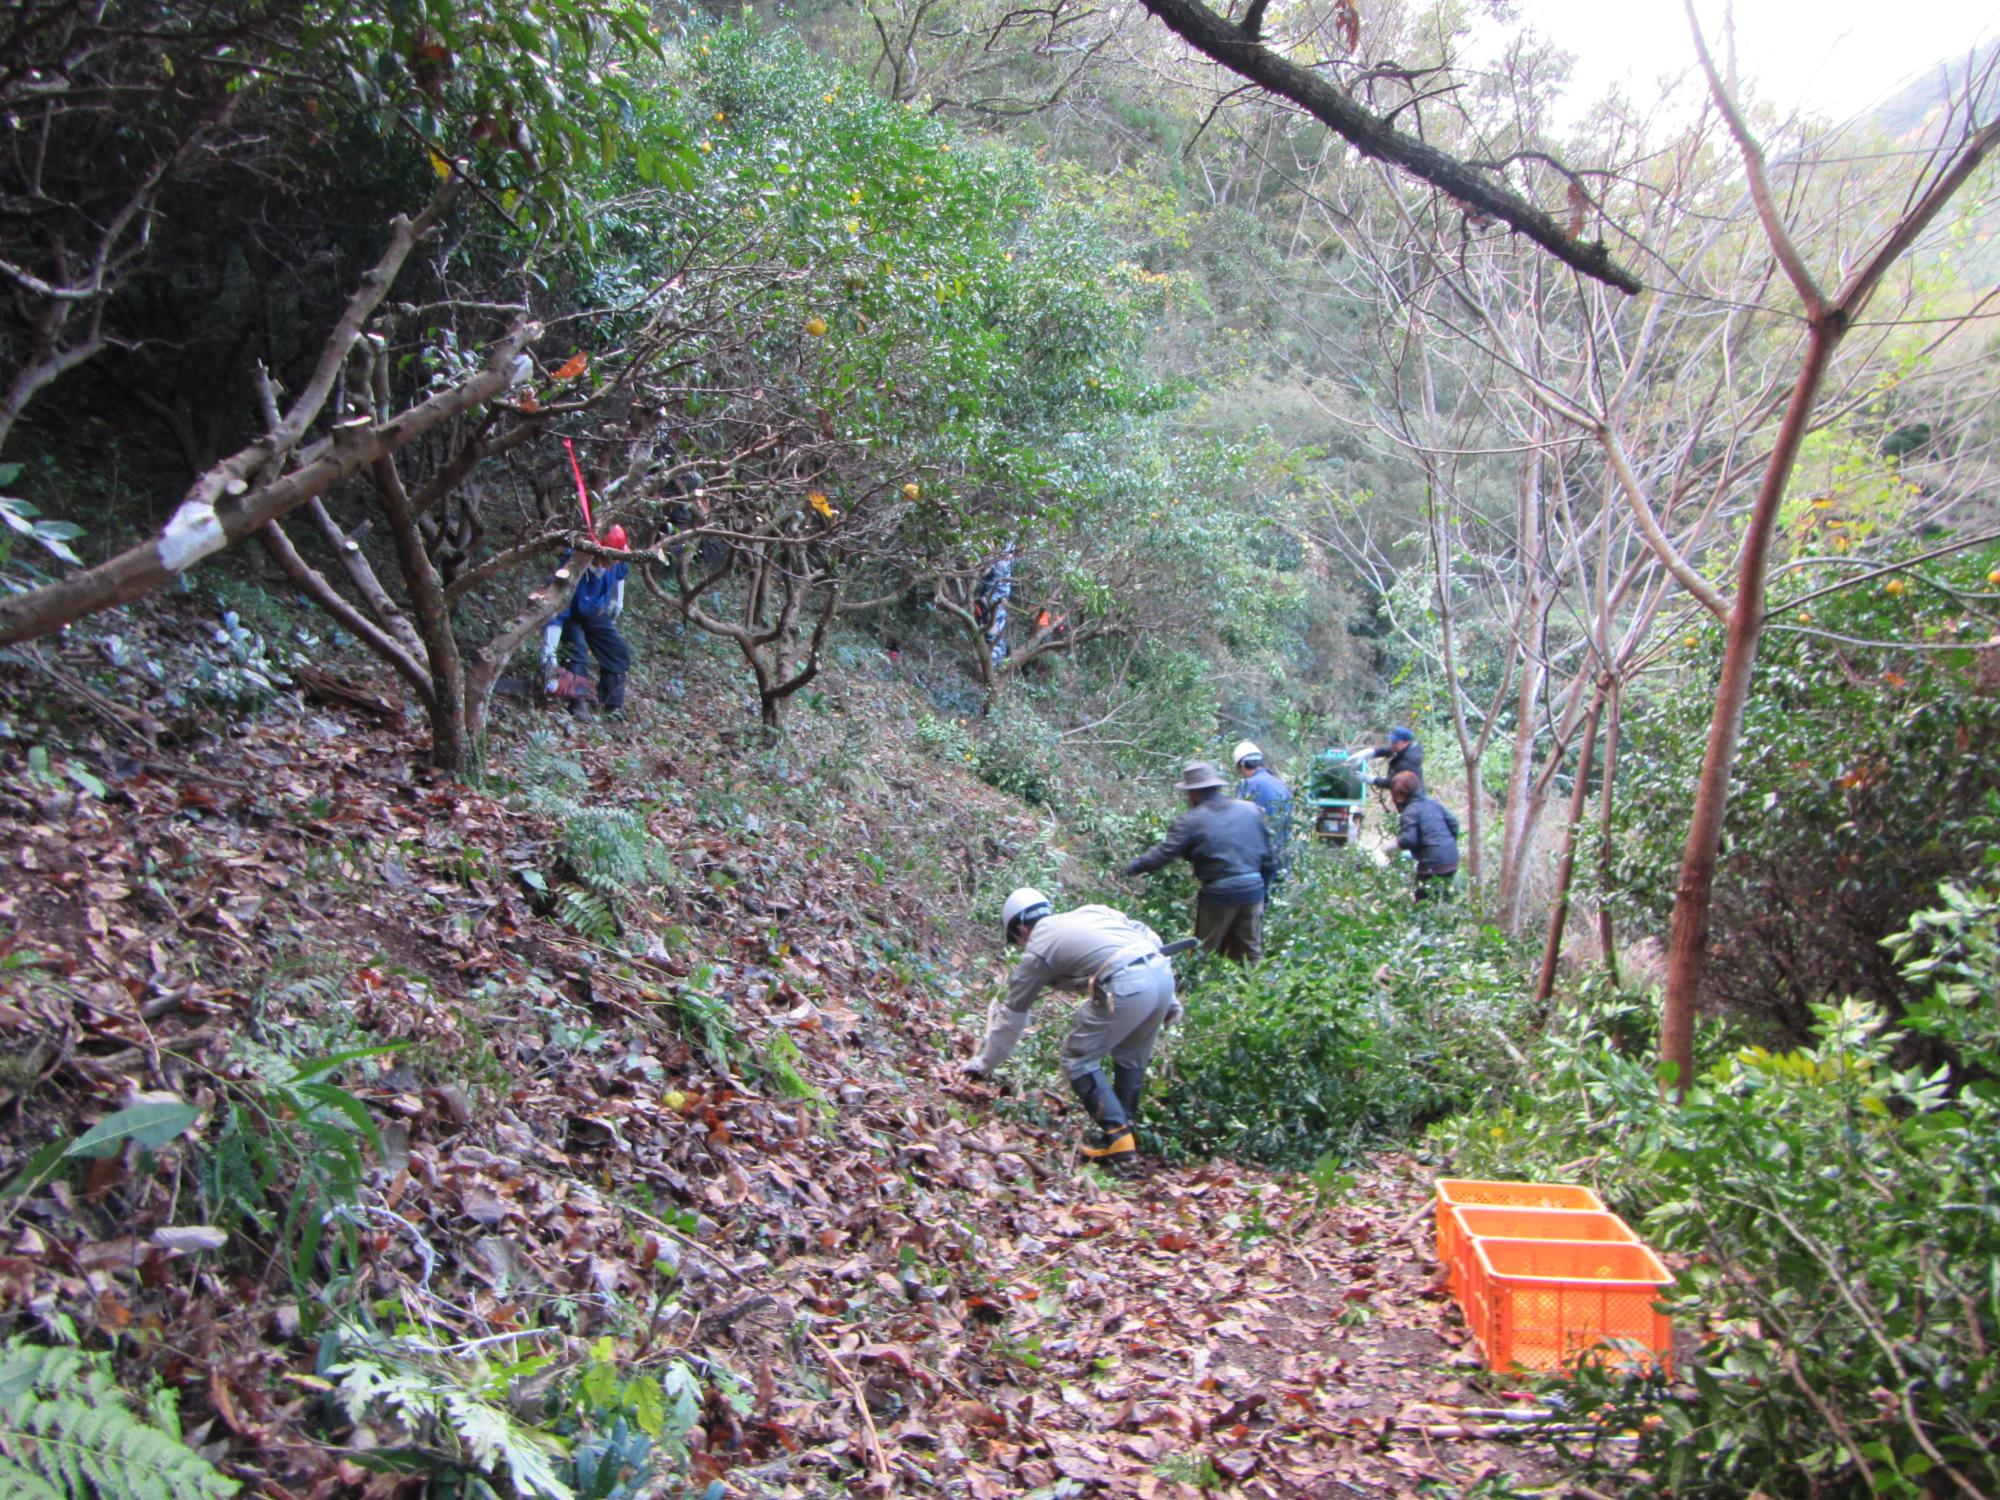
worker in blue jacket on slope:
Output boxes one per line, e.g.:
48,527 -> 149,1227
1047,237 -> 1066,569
542,525 -> 632,714
1391,770 -> 1460,901
1370,726 -> 1424,791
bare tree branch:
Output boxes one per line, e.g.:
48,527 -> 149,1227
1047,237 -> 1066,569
1135,0 -> 1642,292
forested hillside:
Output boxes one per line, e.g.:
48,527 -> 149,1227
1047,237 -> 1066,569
2,0 -> 1998,1496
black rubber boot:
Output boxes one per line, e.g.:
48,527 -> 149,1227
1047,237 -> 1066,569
1112,1062 -> 1146,1128
1068,1069 -> 1128,1129
1069,1071 -> 1137,1175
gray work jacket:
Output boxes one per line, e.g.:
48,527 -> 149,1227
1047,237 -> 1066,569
978,905 -> 1162,1071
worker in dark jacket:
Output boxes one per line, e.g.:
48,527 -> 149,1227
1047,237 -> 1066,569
543,526 -> 632,713
1390,770 -> 1459,899
1124,761 -> 1275,961
1370,726 -> 1424,790
1231,739 -> 1292,888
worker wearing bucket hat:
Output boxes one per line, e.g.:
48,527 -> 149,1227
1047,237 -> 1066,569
1123,760 -> 1276,962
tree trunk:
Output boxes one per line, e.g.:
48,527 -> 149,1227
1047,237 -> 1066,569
1495,653 -> 1545,932
1660,322 -> 1837,1091
1595,682 -> 1623,986
1535,678 -> 1608,1004
1657,10 -> 2000,1094
1494,439 -> 1547,932
1429,467 -> 1484,894
372,456 -> 469,774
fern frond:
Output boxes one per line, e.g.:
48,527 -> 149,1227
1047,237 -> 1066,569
518,735 -> 589,795
0,1340 -> 235,1499
0,1453 -> 64,1500
441,1391 -> 573,1500
555,889 -> 621,944
336,1356 -> 574,1500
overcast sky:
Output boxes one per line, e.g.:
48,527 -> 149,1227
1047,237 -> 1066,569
1489,0 -> 2000,120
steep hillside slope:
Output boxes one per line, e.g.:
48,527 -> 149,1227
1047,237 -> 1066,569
0,600 -> 1548,1498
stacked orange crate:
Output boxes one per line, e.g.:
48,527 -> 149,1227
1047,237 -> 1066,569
1443,1204 -> 1639,1298
1434,1179 -> 1606,1291
1434,1179 -> 1673,1374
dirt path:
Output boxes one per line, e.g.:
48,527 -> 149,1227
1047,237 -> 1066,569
768,1134 -> 1563,1499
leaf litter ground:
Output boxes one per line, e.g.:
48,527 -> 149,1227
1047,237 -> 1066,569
0,617 -> 1568,1498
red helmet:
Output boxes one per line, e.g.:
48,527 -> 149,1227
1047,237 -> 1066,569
600,524 -> 628,550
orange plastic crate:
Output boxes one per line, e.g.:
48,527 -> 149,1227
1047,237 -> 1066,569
1465,1237 -> 1674,1374
1444,1205 -> 1639,1302
1433,1179 -> 1606,1280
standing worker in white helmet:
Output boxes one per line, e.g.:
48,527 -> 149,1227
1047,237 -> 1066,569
959,889 -> 1181,1175
1231,740 -> 1293,891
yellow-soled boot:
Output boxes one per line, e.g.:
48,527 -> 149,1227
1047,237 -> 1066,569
1079,1126 -> 1139,1176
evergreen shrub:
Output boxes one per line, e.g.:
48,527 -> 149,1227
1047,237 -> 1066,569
1437,886 -> 2000,1499
1139,856 -> 1531,1164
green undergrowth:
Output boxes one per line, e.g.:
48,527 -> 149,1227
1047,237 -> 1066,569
1431,885 -> 2000,1500
1146,853 -> 1530,1164
994,846 -> 1535,1166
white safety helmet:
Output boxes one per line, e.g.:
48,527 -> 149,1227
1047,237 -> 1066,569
1232,739 -> 1265,770
1002,887 -> 1053,944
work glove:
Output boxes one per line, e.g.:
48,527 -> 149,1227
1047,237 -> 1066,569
540,651 -> 560,693
958,1058 -> 989,1078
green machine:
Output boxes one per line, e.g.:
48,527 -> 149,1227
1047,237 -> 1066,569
1308,747 -> 1371,845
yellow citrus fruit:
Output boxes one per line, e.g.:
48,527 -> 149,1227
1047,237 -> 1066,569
1797,611 -> 1812,624
1988,569 -> 2000,586
663,1090 -> 687,1112
849,190 -> 862,204
713,110 -> 726,123
804,315 -> 828,337
699,140 -> 712,153
1683,634 -> 1699,648
902,481 -> 921,500
1884,578 -> 1906,595
845,218 -> 860,234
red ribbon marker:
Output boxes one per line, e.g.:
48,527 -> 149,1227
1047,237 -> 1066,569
562,436 -> 594,540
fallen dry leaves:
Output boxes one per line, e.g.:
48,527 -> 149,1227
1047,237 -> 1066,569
0,611 -> 1565,1498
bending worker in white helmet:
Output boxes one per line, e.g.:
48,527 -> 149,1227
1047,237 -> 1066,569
959,889 -> 1180,1174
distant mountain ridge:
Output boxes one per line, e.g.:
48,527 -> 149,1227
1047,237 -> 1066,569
1868,37 -> 2000,139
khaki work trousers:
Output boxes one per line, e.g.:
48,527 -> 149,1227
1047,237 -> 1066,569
1194,899 -> 1264,962
1059,954 -> 1177,1083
